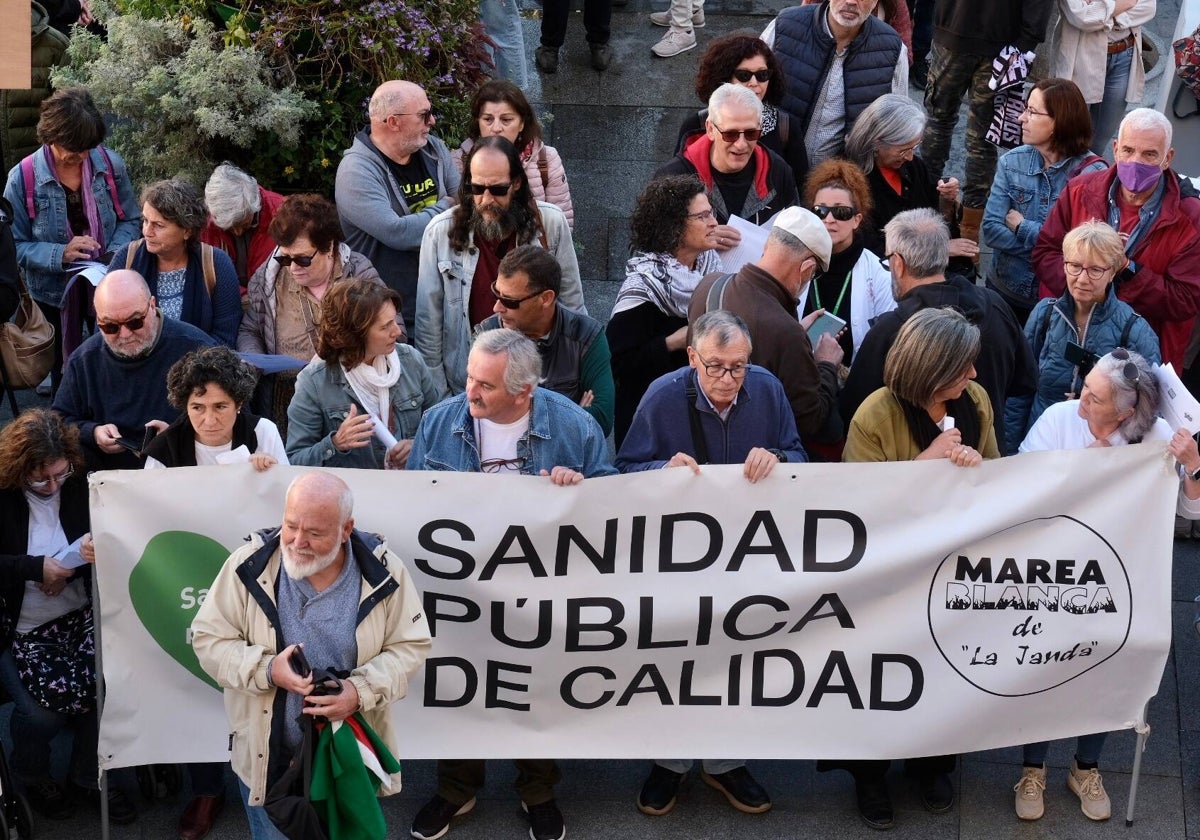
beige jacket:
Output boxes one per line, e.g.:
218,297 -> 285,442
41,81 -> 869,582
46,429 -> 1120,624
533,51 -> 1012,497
191,529 -> 432,803
1050,0 -> 1156,104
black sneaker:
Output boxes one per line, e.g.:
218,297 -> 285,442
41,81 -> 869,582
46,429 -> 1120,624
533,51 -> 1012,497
69,782 -> 138,825
918,772 -> 955,813
410,795 -> 474,840
855,777 -> 895,831
637,764 -> 684,815
523,798 -> 565,840
24,777 -> 74,820
535,46 -> 559,74
702,767 -> 771,814
589,43 -> 612,71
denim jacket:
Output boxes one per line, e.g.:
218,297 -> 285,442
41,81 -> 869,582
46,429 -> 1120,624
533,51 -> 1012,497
982,145 -> 1106,305
408,387 -> 616,477
414,201 -> 586,398
3,146 -> 141,307
285,345 -> 441,469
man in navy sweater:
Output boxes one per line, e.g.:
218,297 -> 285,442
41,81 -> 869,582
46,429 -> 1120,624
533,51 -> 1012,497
53,270 -> 215,469
615,309 -> 805,817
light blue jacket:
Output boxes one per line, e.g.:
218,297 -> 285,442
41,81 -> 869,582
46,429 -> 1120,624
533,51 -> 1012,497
1003,286 -> 1160,453
408,387 -> 616,477
4,146 -> 141,307
982,145 -> 1106,305
286,345 -> 441,469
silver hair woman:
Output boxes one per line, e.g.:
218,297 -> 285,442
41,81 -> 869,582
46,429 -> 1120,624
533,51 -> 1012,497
204,163 -> 262,232
844,307 -> 998,465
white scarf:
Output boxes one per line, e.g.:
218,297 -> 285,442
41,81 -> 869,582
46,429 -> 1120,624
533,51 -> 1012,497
344,350 -> 402,433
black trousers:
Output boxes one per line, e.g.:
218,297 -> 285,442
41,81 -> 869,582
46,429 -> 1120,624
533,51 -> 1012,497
540,0 -> 611,47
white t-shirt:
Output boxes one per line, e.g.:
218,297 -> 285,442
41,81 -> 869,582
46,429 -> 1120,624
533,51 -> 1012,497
475,415 -> 531,473
20,490 -> 88,633
145,418 -> 289,469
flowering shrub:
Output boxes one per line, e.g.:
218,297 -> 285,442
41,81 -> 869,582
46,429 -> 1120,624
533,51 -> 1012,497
51,11 -> 316,187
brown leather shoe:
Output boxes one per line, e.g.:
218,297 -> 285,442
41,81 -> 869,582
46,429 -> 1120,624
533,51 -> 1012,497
178,794 -> 225,840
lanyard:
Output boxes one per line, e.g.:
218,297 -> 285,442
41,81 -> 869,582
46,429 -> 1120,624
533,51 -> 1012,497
813,269 -> 852,317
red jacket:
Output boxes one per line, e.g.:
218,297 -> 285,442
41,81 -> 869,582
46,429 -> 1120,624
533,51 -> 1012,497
1033,167 -> 1200,368
200,186 -> 285,292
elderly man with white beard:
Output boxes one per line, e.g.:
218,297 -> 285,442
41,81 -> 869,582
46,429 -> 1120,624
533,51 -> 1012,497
192,471 -> 431,840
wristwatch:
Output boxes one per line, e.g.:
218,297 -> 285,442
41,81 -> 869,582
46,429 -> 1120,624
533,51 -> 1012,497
1188,463 -> 1200,482
769,448 -> 787,463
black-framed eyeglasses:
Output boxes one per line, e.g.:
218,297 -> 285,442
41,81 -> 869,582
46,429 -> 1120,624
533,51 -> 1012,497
274,249 -> 320,268
480,456 -> 527,473
687,209 -> 715,222
391,109 -> 435,125
26,463 -> 74,490
879,252 -> 897,269
694,350 -> 748,380
468,181 -> 512,197
710,123 -> 762,144
490,280 -> 542,310
1063,260 -> 1112,281
813,204 -> 857,222
97,302 -> 153,335
732,68 -> 772,84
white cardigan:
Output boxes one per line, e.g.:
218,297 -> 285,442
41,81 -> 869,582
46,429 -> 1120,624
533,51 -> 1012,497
1049,0 -> 1156,105
796,248 -> 897,363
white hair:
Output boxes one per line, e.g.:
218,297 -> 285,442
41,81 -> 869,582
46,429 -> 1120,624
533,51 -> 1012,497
708,83 -> 763,126
471,329 -> 543,394
1118,107 -> 1173,151
204,163 -> 261,230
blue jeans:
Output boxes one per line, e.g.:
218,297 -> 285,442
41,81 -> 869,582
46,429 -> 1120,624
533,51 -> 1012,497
1090,47 -> 1134,156
0,649 -> 97,786
1023,732 -> 1109,767
655,759 -> 744,774
480,0 -> 529,88
237,777 -> 289,840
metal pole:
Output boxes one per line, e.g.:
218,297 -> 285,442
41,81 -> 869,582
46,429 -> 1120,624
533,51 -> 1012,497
1125,703 -> 1151,827
90,527 -> 111,840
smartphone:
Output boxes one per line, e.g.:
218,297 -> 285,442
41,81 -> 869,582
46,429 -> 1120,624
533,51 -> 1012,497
806,312 -> 847,345
288,645 -> 311,679
116,425 -> 159,456
1063,341 -> 1097,373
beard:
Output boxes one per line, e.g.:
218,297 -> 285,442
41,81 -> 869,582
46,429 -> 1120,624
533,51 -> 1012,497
281,540 -> 343,581
473,204 -> 520,242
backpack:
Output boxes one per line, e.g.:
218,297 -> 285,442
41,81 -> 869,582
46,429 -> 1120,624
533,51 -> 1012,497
20,146 -> 127,222
1173,22 -> 1200,119
125,238 -> 217,299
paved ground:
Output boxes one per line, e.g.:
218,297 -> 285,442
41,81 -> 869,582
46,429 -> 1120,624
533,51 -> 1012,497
2,1 -> 1196,837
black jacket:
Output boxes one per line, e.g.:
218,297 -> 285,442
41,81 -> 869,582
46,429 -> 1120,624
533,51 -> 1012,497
840,273 -> 1036,453
0,473 -> 90,652
933,0 -> 1051,56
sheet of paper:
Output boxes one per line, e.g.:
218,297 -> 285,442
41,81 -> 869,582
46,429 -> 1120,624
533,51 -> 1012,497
54,536 -> 89,569
1156,363 -> 1200,433
215,445 -> 251,465
69,261 -> 109,287
718,214 -> 774,274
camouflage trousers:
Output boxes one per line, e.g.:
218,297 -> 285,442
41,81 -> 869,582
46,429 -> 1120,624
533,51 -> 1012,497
921,42 -> 999,209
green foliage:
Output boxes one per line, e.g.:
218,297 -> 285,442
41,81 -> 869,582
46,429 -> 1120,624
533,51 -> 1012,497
52,12 -> 316,188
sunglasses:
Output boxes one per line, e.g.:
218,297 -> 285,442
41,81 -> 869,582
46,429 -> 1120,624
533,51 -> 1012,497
97,302 -> 152,336
732,68 -> 772,84
1109,347 -> 1140,386
468,181 -> 512,197
711,124 -> 762,144
490,280 -> 542,309
813,204 -> 857,222
273,248 -> 320,268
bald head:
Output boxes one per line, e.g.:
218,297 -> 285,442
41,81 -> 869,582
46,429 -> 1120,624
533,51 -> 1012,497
285,471 -> 354,524
281,472 -> 355,585
369,80 -> 425,122
95,270 -> 160,358
95,270 -> 151,318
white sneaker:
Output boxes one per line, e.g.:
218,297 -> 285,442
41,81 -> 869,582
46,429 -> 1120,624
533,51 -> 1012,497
1067,760 -> 1111,821
1013,765 -> 1046,821
651,27 -> 696,58
650,9 -> 705,27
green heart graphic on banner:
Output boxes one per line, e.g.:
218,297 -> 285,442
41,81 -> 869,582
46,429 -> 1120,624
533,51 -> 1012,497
129,531 -> 229,692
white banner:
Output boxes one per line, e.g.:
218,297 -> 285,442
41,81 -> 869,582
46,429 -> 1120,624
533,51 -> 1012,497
92,443 -> 1177,769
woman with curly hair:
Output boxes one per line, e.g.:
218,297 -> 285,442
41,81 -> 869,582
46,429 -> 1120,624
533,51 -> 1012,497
0,409 -> 137,824
107,179 -> 241,346
452,80 -> 574,228
799,158 -> 896,363
675,34 -> 808,190
606,175 -> 719,445
288,278 -> 439,469
144,345 -> 288,471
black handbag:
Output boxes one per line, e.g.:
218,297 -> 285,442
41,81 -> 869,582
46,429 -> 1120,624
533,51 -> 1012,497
10,605 -> 95,716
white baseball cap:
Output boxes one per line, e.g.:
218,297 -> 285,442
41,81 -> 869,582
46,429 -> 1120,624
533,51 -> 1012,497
772,206 -> 832,271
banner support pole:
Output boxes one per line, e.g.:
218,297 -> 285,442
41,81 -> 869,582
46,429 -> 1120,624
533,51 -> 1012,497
94,570 -> 110,840
1124,703 -> 1151,826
